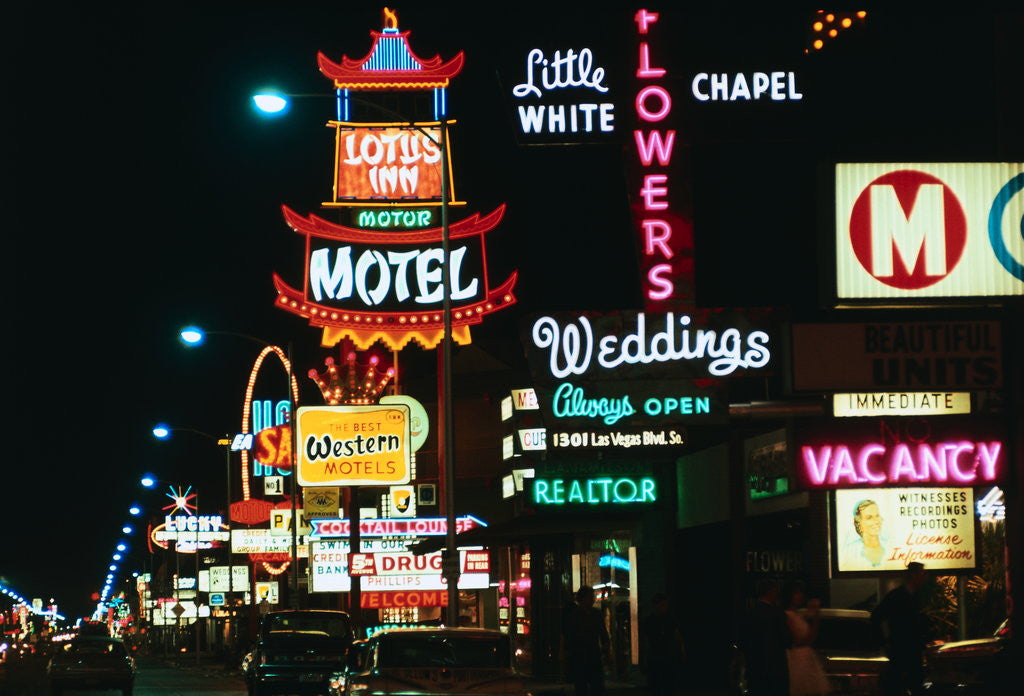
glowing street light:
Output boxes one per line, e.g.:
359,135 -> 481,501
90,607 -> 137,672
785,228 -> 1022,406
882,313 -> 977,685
252,92 -> 289,114
122,525 -> 134,535
152,424 -> 171,439
140,474 -> 157,488
128,505 -> 142,516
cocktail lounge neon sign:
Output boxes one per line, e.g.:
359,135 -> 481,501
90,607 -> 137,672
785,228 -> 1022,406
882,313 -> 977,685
533,477 -> 657,504
801,441 -> 1002,487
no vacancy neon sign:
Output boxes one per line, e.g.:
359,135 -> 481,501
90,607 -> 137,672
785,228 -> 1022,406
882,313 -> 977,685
801,440 -> 1002,488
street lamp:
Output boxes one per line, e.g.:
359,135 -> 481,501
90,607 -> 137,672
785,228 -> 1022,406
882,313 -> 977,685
177,327 -> 302,610
250,89 -> 461,619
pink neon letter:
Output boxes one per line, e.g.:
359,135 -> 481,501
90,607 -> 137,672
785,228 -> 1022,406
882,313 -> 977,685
802,446 -> 831,485
641,175 -> 669,210
856,444 -> 887,484
643,219 -> 673,258
634,9 -> 659,34
947,441 -> 976,483
917,443 -> 947,482
634,129 -> 676,166
647,264 -> 673,300
637,43 -> 666,78
829,446 -> 858,485
636,85 -> 672,122
889,444 -> 919,483
977,442 -> 1002,480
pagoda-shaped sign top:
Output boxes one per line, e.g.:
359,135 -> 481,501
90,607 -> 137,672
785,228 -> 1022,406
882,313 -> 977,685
318,7 -> 465,90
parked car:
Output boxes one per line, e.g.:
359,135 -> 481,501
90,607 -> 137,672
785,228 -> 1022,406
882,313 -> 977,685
729,608 -> 887,696
343,627 -> 526,696
327,639 -> 370,696
925,618 -> 1011,694
46,636 -> 136,696
814,608 -> 888,695
244,609 -> 354,696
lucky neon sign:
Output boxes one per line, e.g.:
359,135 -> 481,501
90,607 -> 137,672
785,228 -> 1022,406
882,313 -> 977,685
533,477 -> 657,505
801,441 -> 1003,488
530,312 -> 771,379
512,48 -> 614,136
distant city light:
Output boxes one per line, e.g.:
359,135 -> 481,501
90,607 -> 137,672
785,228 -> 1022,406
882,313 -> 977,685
128,505 -> 142,516
152,425 -> 171,439
141,475 -> 157,488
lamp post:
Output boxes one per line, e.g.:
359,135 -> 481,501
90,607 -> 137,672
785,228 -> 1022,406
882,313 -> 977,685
252,91 -> 461,621
178,328 -> 301,610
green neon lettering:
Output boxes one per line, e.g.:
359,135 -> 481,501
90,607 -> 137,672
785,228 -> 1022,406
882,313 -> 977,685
552,479 -> 565,503
664,398 -> 678,414
644,398 -> 660,416
568,480 -> 585,503
613,478 -> 638,502
534,480 -> 552,504
593,478 -> 613,503
680,398 -> 692,414
640,478 -> 657,501
357,211 -> 375,227
696,397 -> 710,414
417,210 -> 431,226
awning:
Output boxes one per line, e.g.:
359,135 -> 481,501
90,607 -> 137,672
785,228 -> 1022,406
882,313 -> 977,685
410,512 -> 643,554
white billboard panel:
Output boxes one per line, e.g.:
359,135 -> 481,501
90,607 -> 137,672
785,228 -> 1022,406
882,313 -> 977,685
835,163 -> 1024,300
834,488 -> 975,572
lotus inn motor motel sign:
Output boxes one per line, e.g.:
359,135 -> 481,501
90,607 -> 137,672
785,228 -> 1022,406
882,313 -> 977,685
835,163 -> 1023,301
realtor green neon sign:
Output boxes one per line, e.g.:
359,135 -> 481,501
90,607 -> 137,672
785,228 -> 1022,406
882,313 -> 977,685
533,476 -> 657,505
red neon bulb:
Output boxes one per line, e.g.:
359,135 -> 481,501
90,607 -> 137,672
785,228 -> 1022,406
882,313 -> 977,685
801,441 -> 1002,487
636,85 -> 672,122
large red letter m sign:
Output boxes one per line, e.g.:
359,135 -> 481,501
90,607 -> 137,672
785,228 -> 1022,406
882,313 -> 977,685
849,170 -> 967,290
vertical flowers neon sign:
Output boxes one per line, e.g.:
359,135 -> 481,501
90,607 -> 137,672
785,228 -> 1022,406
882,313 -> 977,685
633,9 -> 688,306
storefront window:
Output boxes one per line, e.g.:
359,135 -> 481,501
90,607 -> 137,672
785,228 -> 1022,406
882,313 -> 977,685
497,548 -> 532,670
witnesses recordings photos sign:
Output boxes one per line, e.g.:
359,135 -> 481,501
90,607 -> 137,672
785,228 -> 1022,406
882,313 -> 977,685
834,488 -> 975,573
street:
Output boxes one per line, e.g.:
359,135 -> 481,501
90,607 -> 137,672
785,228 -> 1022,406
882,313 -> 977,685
0,656 -> 246,696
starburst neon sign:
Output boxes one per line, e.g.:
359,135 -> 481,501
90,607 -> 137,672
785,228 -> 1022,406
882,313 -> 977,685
163,485 -> 197,516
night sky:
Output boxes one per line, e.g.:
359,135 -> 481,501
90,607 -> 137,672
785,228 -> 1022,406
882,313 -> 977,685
9,5 -> 1022,620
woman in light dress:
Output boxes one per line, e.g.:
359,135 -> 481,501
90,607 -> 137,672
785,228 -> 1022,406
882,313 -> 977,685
781,581 -> 831,696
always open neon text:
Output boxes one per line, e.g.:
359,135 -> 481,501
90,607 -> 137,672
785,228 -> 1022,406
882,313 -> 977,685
802,441 -> 1002,487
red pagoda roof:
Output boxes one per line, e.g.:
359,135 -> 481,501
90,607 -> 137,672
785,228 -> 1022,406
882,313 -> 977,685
319,9 -> 464,90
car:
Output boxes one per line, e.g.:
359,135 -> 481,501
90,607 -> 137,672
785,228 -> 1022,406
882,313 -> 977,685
327,639 -> 370,696
245,609 -> 354,696
46,636 -> 136,696
343,627 -> 526,696
729,608 -> 887,696
925,618 -> 1011,694
814,608 -> 888,695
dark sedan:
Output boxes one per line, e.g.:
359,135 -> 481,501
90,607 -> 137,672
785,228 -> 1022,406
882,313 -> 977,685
46,636 -> 136,696
926,619 -> 1011,694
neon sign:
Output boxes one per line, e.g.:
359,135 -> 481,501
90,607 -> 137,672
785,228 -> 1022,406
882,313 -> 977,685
801,441 -> 1003,487
296,404 -> 411,486
356,209 -> 434,229
833,392 -> 971,418
550,382 -> 712,425
598,555 -> 630,571
549,427 -> 684,450
529,312 -> 772,380
331,125 -> 451,202
512,48 -> 614,136
532,477 -> 657,505
691,72 -> 802,102
309,515 -> 486,538
631,9 -> 693,307
361,591 -> 448,608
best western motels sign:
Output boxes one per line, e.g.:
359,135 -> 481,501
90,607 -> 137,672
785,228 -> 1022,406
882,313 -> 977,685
835,163 -> 1023,300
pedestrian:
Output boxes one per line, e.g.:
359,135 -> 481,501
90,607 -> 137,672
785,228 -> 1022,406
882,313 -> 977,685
781,581 -> 830,696
740,579 -> 791,696
872,562 -> 929,696
565,586 -> 610,696
641,593 -> 684,696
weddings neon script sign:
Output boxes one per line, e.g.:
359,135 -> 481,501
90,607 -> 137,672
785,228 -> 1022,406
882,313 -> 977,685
802,441 -> 1003,487
530,313 -> 771,379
